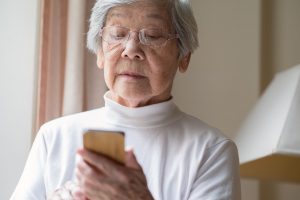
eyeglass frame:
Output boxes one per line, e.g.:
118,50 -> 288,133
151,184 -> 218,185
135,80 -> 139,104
99,26 -> 180,48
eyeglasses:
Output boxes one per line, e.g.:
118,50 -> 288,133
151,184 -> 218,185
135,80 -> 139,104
99,26 -> 179,48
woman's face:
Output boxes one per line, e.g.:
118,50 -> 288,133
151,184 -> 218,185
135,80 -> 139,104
97,2 -> 190,107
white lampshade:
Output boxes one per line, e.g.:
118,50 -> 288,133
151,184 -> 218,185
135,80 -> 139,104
235,64 -> 300,182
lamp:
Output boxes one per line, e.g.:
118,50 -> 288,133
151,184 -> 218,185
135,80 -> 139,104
234,64 -> 300,182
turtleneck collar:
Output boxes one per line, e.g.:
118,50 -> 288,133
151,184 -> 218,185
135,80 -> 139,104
103,91 -> 182,128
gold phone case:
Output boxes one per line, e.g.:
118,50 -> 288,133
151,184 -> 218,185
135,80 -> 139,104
83,130 -> 125,164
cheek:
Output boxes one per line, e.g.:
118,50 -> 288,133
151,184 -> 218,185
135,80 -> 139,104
147,43 -> 179,70
103,44 -> 124,67
147,63 -> 178,94
147,53 -> 179,82
102,45 -> 124,85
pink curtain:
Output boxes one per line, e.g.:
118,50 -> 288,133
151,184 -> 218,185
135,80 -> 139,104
35,0 -> 105,135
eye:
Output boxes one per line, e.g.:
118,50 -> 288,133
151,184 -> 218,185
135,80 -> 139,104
107,27 -> 128,41
143,29 -> 163,41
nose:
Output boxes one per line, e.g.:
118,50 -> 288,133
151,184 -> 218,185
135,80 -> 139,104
121,32 -> 145,60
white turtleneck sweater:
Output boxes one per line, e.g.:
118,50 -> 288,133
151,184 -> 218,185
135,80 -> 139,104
11,93 -> 241,200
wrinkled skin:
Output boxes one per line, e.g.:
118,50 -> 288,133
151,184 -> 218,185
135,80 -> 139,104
48,150 -> 152,200
74,149 -> 154,200
97,1 -> 190,107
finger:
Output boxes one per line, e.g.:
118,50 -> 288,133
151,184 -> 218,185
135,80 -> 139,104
77,148 -> 122,177
85,191 -> 108,200
76,161 -> 106,190
125,148 -> 142,170
75,168 -> 85,187
77,159 -> 104,176
76,160 -> 119,199
84,181 -> 119,200
77,174 -> 101,199
73,188 -> 86,200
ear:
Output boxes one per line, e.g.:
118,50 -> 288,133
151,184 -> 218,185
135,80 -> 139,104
178,52 -> 191,73
96,49 -> 104,69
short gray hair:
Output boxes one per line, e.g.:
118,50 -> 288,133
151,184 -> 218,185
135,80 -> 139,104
87,0 -> 199,57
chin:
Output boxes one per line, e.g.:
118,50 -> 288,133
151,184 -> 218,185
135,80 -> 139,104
112,87 -> 152,106
121,89 -> 150,101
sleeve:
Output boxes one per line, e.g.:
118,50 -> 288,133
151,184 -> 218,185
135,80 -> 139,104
188,140 -> 241,200
10,127 -> 48,200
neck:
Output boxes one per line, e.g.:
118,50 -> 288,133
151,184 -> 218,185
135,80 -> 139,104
108,91 -> 172,108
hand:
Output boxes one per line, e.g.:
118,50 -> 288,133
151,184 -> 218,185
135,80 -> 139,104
47,181 -> 79,200
74,148 -> 154,200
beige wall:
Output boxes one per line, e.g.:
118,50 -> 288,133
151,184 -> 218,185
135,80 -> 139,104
0,0 -> 40,199
173,0 -> 300,199
173,0 -> 260,139
261,0 -> 300,91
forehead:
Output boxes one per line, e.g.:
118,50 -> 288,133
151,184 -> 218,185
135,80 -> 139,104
105,2 -> 171,28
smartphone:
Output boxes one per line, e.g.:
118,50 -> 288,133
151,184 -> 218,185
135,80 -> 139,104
83,130 -> 125,164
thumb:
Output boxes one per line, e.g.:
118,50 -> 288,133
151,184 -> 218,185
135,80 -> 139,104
125,148 -> 141,170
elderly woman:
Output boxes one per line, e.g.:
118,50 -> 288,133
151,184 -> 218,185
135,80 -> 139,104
11,0 -> 241,199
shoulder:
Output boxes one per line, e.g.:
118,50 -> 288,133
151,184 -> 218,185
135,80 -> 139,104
37,108 -> 105,140
43,108 -> 103,128
177,112 -> 231,149
178,113 -> 239,169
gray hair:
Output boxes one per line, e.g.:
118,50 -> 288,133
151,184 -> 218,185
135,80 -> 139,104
87,0 -> 199,57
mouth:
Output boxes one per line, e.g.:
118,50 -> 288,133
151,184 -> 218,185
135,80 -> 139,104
118,71 -> 146,79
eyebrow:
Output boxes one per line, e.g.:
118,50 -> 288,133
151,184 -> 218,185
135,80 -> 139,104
145,13 -> 166,21
108,12 -> 129,18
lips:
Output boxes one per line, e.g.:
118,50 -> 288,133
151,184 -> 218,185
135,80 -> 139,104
118,71 -> 146,79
